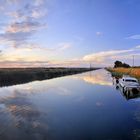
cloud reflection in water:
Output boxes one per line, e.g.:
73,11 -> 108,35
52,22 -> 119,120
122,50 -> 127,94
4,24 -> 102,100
0,89 -> 48,140
72,69 -> 112,86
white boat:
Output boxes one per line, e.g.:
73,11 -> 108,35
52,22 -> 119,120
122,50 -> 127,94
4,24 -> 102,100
119,75 -> 140,94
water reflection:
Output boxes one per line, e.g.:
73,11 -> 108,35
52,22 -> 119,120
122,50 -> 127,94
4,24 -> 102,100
0,89 -> 48,140
0,69 -> 139,139
123,90 -> 140,100
73,69 -> 112,86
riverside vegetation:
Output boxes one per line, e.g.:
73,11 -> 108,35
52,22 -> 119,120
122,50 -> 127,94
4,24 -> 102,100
107,67 -> 140,79
0,67 -> 98,87
107,60 -> 140,79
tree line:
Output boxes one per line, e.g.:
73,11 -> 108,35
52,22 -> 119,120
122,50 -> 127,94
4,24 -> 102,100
114,60 -> 130,68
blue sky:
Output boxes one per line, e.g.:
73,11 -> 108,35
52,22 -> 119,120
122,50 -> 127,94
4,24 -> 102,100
0,0 -> 140,67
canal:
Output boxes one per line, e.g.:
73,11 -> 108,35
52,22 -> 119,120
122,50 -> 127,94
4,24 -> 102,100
0,69 -> 140,140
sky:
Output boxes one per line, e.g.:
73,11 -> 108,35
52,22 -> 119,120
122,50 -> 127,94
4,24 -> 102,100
0,0 -> 140,67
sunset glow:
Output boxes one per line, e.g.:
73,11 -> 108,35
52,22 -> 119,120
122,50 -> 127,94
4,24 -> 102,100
0,0 -> 140,67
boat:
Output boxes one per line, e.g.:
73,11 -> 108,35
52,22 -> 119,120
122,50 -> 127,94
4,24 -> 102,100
118,75 -> 140,94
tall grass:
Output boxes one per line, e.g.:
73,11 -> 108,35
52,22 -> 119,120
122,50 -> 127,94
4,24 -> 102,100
107,67 -> 140,79
0,68 -> 98,87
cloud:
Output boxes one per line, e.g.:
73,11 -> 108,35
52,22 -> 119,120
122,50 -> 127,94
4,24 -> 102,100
96,31 -> 103,36
126,35 -> 140,39
6,0 -> 19,4
0,59 -> 83,68
0,0 -> 75,67
17,42 -> 72,52
0,30 -> 33,48
34,0 -> 44,6
83,49 -> 134,62
135,45 -> 140,48
6,21 -> 46,33
31,9 -> 47,19
56,42 -> 72,51
0,60 -> 49,68
0,47 -> 137,68
82,47 -> 140,66
0,21 -> 47,48
0,0 -> 47,48
74,36 -> 84,42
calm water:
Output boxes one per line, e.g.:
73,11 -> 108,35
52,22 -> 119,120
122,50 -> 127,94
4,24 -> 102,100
0,69 -> 140,140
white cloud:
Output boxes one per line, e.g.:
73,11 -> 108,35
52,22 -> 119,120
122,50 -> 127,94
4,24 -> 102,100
57,43 -> 72,51
74,36 -> 84,41
135,45 -> 140,48
6,0 -> 19,5
96,32 -> 103,36
31,9 -> 47,19
126,34 -> 140,39
83,49 -> 134,61
6,21 -> 46,33
82,47 -> 140,67
34,0 -> 44,6
0,0 -> 47,48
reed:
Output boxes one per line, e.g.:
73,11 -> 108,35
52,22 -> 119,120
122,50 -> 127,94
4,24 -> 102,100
0,67 -> 99,87
107,67 -> 140,79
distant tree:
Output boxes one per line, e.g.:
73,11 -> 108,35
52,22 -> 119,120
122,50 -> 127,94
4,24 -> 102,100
114,61 -> 123,68
122,63 -> 130,68
114,60 -> 130,68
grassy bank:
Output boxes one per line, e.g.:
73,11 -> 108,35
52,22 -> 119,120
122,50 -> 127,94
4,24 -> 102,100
0,67 -> 99,87
107,67 -> 140,79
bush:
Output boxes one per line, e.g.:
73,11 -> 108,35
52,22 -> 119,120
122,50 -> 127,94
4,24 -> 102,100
114,61 -> 130,68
